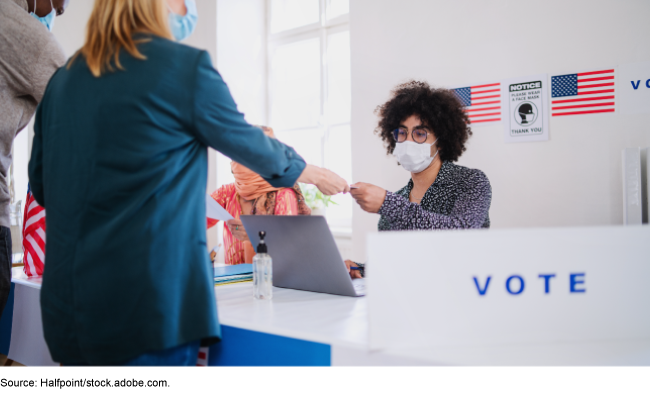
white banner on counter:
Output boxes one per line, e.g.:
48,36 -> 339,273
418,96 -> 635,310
366,226 -> 650,351
619,61 -> 650,114
502,74 -> 549,143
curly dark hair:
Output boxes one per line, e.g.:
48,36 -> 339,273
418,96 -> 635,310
374,80 -> 472,162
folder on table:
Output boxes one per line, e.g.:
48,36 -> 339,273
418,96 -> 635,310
214,263 -> 253,285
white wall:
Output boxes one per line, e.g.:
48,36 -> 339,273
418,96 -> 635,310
51,1 -> 94,57
349,0 -> 650,262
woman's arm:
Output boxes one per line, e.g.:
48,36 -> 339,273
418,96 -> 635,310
190,51 -> 303,187
378,172 -> 492,230
28,103 -> 46,207
189,51 -> 348,195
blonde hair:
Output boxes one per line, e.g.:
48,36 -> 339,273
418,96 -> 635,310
73,0 -> 172,77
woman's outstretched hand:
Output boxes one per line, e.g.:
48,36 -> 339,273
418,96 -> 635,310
350,182 -> 387,213
298,164 -> 350,196
226,219 -> 250,242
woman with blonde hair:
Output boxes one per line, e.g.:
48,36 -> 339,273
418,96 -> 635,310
29,0 -> 348,365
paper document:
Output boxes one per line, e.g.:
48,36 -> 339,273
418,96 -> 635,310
206,194 -> 234,221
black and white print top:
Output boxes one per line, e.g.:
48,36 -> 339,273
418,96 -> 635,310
377,161 -> 492,231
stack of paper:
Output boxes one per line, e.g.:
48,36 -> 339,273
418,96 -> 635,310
214,263 -> 253,286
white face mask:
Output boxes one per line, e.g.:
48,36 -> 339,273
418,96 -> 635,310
393,139 -> 438,173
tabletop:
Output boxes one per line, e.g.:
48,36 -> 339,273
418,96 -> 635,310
214,282 -> 368,349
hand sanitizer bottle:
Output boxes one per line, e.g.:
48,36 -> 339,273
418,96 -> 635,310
253,231 -> 272,300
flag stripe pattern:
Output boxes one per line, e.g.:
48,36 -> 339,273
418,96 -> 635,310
22,185 -> 46,277
452,82 -> 502,124
196,347 -> 209,366
551,69 -> 615,117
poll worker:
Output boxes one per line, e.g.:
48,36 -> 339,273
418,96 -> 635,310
347,81 -> 492,277
0,0 -> 70,318
28,0 -> 348,366
208,127 -> 312,266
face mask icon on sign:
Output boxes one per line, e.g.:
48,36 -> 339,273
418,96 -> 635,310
515,102 -> 538,125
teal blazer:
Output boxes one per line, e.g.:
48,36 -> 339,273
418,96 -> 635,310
28,35 -> 306,365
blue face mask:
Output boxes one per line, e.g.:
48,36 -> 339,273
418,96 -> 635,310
30,0 -> 57,32
168,0 -> 198,42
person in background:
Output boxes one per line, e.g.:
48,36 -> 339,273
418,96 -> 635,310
28,0 -> 348,366
0,0 -> 70,318
208,127 -> 311,266
346,81 -> 492,278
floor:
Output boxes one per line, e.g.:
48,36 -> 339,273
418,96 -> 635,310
0,353 -> 25,366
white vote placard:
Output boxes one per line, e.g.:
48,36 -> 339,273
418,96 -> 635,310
619,61 -> 650,114
502,74 -> 549,143
366,226 -> 650,351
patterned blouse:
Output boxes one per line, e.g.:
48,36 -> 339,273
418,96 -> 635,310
377,161 -> 491,231
208,183 -> 299,265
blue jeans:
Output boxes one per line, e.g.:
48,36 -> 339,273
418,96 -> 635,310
122,340 -> 201,366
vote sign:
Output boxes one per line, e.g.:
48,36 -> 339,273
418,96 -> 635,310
619,61 -> 650,114
367,226 -> 650,350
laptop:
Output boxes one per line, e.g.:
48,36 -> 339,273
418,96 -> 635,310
240,215 -> 365,297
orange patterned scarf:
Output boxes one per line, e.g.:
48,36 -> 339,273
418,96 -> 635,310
231,161 -> 282,201
232,161 -> 311,262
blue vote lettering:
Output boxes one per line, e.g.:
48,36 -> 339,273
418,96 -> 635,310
631,80 -> 650,89
505,275 -> 525,295
473,276 -> 491,296
473,273 -> 586,296
538,274 -> 556,294
570,273 -> 586,293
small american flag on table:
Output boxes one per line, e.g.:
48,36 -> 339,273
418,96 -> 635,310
196,346 -> 208,366
22,184 -> 46,277
452,82 -> 502,124
551,69 -> 615,116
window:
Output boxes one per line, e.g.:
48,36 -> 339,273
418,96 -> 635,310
267,0 -> 352,229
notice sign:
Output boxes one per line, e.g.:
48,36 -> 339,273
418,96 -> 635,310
503,74 -> 549,143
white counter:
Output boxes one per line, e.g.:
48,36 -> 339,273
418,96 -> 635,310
215,282 -> 368,349
7,275 -> 650,366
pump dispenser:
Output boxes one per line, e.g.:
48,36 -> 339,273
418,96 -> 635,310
253,231 -> 272,300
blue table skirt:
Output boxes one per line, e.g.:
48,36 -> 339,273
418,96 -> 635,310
209,325 -> 331,366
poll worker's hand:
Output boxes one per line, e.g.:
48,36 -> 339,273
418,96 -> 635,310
345,260 -> 363,279
350,182 -> 387,213
298,164 -> 350,196
226,219 -> 250,242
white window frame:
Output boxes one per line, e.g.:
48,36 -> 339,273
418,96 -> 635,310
265,0 -> 350,171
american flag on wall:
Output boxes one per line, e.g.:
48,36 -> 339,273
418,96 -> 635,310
22,185 -> 46,277
551,69 -> 616,116
452,82 -> 502,124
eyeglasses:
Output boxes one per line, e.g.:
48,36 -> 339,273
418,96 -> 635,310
392,127 -> 430,144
